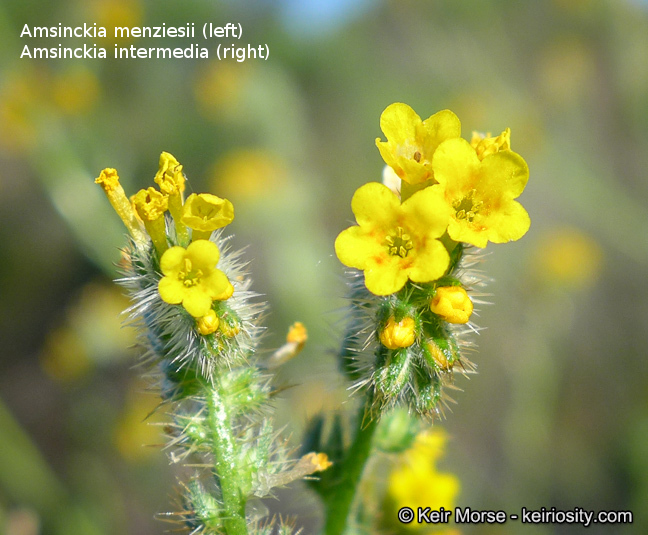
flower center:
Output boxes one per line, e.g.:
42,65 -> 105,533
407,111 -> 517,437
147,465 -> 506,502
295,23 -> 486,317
178,258 -> 204,287
196,204 -> 218,221
385,227 -> 414,258
452,189 -> 483,223
413,150 -> 422,163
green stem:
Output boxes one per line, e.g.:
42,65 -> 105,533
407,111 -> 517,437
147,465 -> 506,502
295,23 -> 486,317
206,381 -> 248,535
324,394 -> 379,535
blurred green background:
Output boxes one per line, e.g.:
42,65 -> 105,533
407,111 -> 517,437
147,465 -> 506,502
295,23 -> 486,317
1,0 -> 648,533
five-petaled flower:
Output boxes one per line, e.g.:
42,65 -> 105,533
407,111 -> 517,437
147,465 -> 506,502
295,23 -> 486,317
182,193 -> 234,241
335,182 -> 451,296
375,103 -> 461,185
158,240 -> 233,317
431,138 -> 530,249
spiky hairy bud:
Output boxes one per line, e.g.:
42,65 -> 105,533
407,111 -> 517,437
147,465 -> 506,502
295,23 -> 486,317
338,245 -> 485,421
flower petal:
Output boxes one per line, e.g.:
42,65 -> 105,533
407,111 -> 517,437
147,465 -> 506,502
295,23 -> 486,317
479,150 -> 529,199
446,218 -> 489,248
202,268 -> 234,300
379,102 -> 421,143
182,289 -> 213,317
351,182 -> 400,229
484,199 -> 531,243
407,238 -> 450,283
335,226 -> 384,270
158,276 -> 185,304
420,109 -> 461,156
160,246 -> 187,275
182,193 -> 235,231
364,257 -> 409,295
401,186 -> 452,238
186,239 -> 220,269
432,138 -> 481,194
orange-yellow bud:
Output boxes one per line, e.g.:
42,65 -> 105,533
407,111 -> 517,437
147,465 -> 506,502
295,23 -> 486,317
427,341 -> 452,371
430,286 -> 473,324
379,317 -> 416,349
196,309 -> 219,336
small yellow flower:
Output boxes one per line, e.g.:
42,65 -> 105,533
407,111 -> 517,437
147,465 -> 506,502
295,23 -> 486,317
380,316 -> 416,349
95,168 -> 145,241
470,128 -> 511,160
375,103 -> 461,185
154,151 -> 185,196
131,187 -> 169,255
430,286 -> 473,324
158,240 -> 233,317
431,138 -> 530,248
182,193 -> 234,241
154,151 -> 188,244
131,187 -> 168,221
335,183 -> 451,295
196,309 -> 220,336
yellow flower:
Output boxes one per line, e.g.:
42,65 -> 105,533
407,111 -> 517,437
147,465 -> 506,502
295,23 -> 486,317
154,151 -> 185,196
375,103 -> 461,185
431,138 -> 530,248
154,151 -> 188,244
430,286 -> 473,324
335,183 -> 451,295
470,128 -> 511,160
389,429 -> 460,522
95,168 -> 145,241
131,187 -> 168,221
380,316 -> 416,349
158,240 -> 233,317
182,193 -> 234,241
131,187 -> 169,255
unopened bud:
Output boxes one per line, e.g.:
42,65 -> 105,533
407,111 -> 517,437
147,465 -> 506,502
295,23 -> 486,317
430,286 -> 473,324
197,309 -> 219,336
379,316 -> 416,349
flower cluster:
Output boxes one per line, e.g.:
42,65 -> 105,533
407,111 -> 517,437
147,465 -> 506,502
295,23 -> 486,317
337,102 -> 530,296
96,152 -> 236,331
335,103 -> 530,417
97,153 -> 327,535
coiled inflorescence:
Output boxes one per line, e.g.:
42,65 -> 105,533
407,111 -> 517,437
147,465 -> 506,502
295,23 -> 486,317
97,153 -> 328,535
334,103 -> 530,419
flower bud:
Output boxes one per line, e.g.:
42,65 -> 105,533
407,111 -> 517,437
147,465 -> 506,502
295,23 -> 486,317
196,309 -> 219,336
379,316 -> 416,349
220,317 -> 240,338
429,286 -> 473,324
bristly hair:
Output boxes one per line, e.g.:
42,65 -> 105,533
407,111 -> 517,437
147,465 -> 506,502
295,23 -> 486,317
117,230 -> 266,384
337,246 -> 490,420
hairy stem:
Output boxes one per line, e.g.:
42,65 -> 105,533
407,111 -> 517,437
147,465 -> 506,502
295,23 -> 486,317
206,379 -> 248,535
